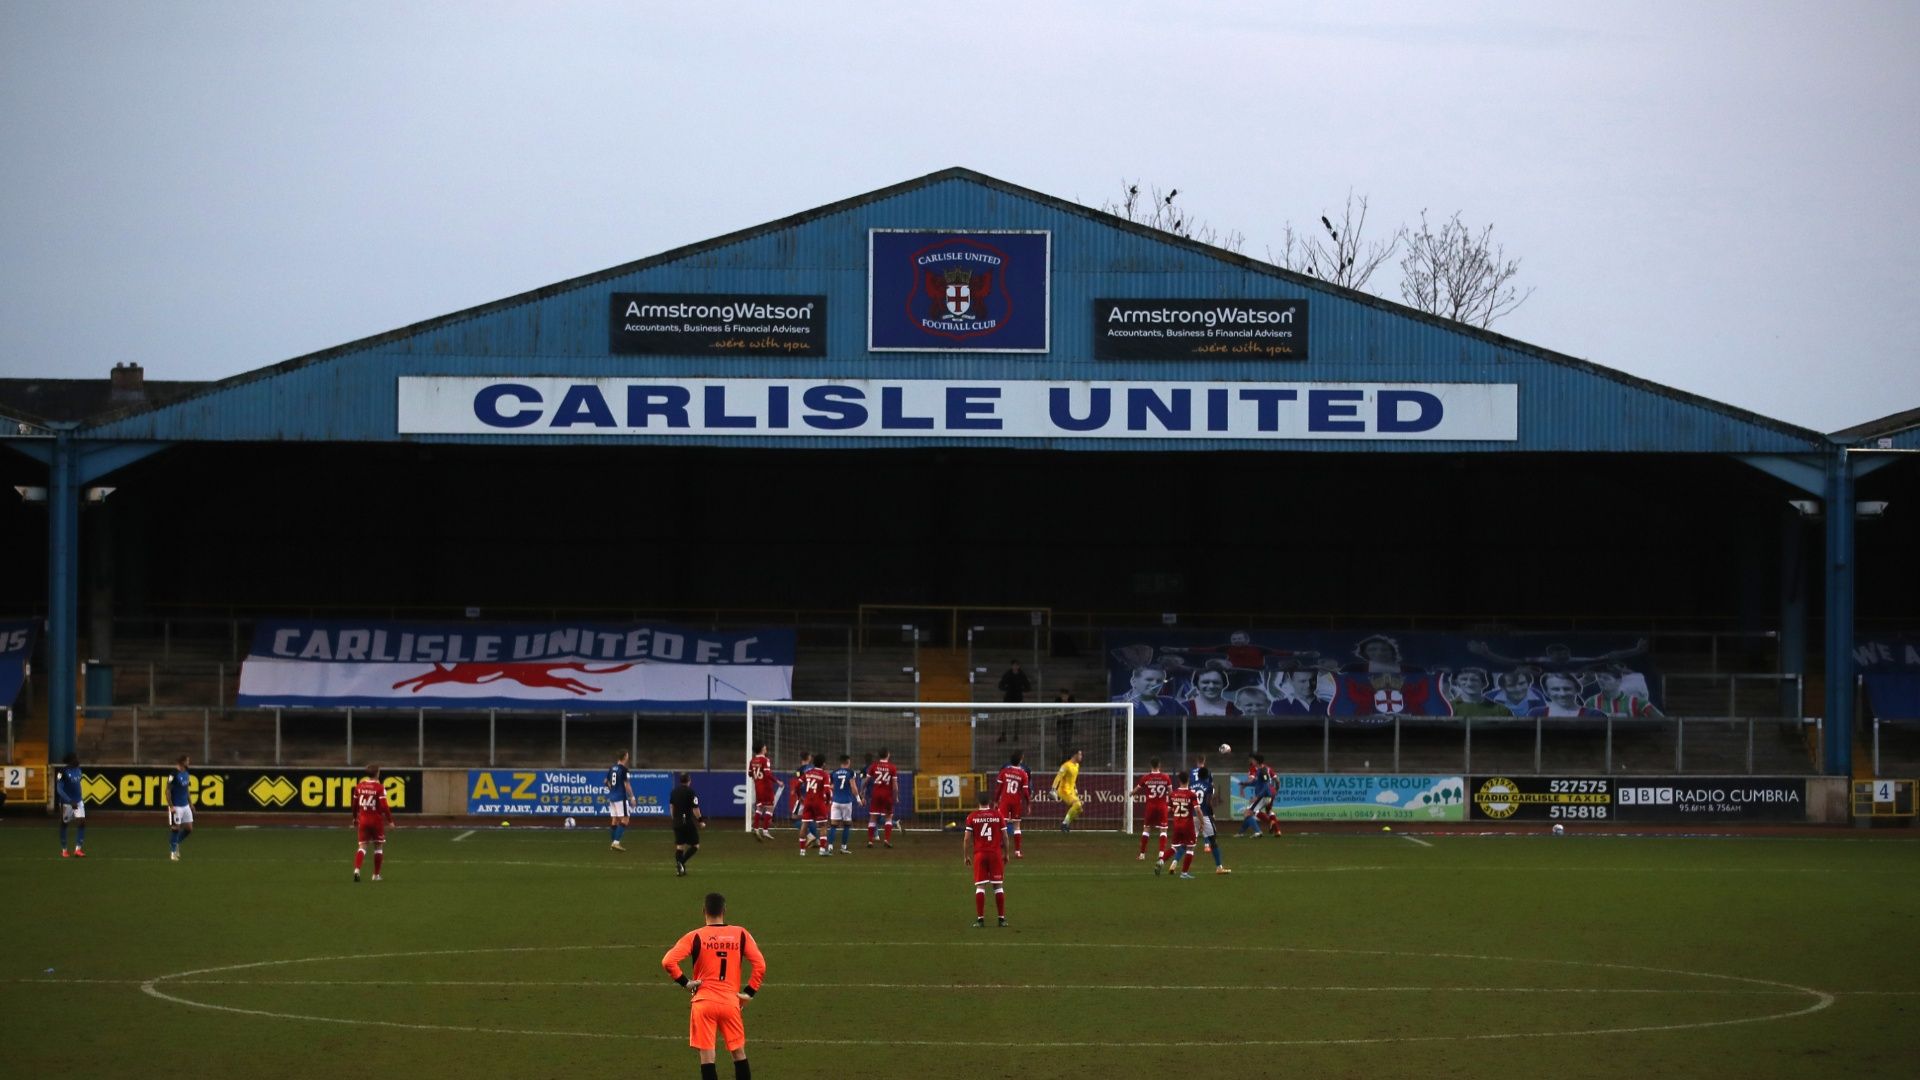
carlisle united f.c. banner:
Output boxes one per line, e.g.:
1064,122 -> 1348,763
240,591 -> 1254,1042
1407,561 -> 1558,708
869,230 -> 1050,352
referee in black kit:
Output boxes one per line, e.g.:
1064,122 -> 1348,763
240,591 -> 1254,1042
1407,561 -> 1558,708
671,772 -> 705,877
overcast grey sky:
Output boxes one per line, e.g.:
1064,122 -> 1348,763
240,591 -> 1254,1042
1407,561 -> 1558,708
3,1 -> 1916,432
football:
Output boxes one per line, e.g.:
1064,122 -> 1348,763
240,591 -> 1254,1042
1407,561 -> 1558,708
1218,743 -> 1232,753
1551,823 -> 1566,835
563,817 -> 577,829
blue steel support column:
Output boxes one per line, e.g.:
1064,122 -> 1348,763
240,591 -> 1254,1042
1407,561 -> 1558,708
1820,450 -> 1854,776
47,432 -> 80,762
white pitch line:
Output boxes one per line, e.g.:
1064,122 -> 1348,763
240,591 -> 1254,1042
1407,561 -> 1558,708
1399,834 -> 1433,848
157,978 -> 1808,995
134,941 -> 1838,1050
450,830 -> 475,842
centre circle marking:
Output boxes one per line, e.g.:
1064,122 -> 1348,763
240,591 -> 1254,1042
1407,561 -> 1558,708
140,941 -> 1835,1048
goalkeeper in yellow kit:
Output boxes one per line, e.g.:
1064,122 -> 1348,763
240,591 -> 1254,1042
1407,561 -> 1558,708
1053,749 -> 1085,832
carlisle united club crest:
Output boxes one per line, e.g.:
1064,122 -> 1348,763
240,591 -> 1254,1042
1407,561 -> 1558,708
908,236 -> 1013,342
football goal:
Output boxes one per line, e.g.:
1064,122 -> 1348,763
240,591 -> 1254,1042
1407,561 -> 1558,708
744,700 -> 1137,832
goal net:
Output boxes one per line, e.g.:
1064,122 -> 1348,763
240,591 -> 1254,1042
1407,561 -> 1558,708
745,700 -> 1136,832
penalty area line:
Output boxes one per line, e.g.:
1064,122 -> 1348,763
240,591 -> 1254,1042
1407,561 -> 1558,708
451,830 -> 476,842
1399,834 -> 1433,848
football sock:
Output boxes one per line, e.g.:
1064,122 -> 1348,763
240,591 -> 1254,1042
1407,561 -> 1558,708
868,823 -> 877,842
59,823 -> 68,848
733,1059 -> 750,1080
1012,832 -> 1022,854
374,851 -> 384,874
1139,832 -> 1149,854
354,848 -> 366,870
1066,803 -> 1083,824
884,823 -> 894,842
176,828 -> 190,847
1182,852 -> 1194,873
1210,836 -> 1224,867
701,1063 -> 719,1080
77,824 -> 86,846
1158,836 -> 1169,861
168,829 -> 179,851
975,889 -> 986,916
994,889 -> 1005,916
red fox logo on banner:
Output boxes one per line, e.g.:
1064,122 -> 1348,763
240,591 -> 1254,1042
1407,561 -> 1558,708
391,662 -> 636,696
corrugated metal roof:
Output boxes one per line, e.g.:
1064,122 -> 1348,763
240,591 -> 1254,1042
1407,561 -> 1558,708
75,166 -> 1829,453
1832,405 -> 1920,449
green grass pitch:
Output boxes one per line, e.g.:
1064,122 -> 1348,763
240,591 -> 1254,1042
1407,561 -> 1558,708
6,822 -> 1917,1078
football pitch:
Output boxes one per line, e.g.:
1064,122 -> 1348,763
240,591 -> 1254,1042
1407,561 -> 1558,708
7,822 -> 1917,1078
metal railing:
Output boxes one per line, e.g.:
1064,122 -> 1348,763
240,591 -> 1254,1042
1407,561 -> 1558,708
68,702 -> 1819,777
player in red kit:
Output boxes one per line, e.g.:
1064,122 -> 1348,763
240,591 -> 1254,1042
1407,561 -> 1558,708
350,763 -> 393,883
962,790 -> 1009,927
865,748 -> 899,848
797,754 -> 832,856
1133,758 -> 1174,866
994,751 -> 1032,858
1160,774 -> 1201,880
747,744 -> 777,840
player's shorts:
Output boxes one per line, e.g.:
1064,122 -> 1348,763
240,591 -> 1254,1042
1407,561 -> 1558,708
689,998 -> 746,1052
673,821 -> 701,847
1247,788 -> 1274,809
868,794 -> 894,817
800,805 -> 828,823
168,805 -> 194,828
1057,789 -> 1080,807
829,801 -> 854,823
996,799 -> 1024,824
1170,821 -> 1198,846
972,856 -> 1005,884
356,820 -> 386,844
1143,803 -> 1169,829
61,802 -> 86,823
753,784 -> 776,807
607,800 -> 628,818
1198,812 -> 1216,839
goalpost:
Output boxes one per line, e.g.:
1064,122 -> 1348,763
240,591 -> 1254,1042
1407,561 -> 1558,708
745,700 -> 1137,833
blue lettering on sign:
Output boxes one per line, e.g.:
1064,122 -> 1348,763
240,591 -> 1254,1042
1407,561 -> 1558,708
704,385 -> 756,429
946,387 -> 1002,430
1237,389 -> 1297,431
1377,390 -> 1443,433
880,386 -> 934,429
767,385 -> 790,429
1308,389 -> 1366,432
1127,387 -> 1191,432
552,385 -> 616,428
627,385 -> 692,428
1206,388 -> 1230,432
1049,387 -> 1110,431
803,385 -> 866,430
475,384 -> 543,428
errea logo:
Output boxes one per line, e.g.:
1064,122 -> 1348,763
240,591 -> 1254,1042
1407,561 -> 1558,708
80,774 -> 115,804
248,775 -> 298,808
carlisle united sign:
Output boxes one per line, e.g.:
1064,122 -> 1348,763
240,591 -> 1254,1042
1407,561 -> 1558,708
869,230 -> 1050,352
398,377 -> 1518,441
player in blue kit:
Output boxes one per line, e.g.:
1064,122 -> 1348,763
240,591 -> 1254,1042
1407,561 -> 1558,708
607,749 -> 635,852
828,754 -> 865,855
1189,754 -> 1230,874
166,754 -> 194,861
56,752 -> 87,858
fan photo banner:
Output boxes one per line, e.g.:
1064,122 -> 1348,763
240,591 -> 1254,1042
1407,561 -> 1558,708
237,620 -> 794,711
1104,629 -> 1661,726
0,619 -> 36,706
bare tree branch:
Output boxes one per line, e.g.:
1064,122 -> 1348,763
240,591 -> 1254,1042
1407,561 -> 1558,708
1397,210 -> 1532,327
1268,190 -> 1396,291
1103,179 -> 1246,254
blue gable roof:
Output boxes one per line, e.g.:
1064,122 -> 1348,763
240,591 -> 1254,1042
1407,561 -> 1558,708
78,167 -> 1827,453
